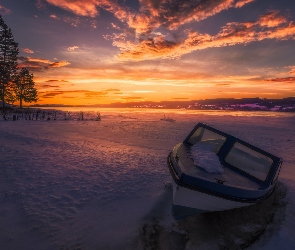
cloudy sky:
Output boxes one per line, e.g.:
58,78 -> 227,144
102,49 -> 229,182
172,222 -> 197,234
1,0 -> 295,105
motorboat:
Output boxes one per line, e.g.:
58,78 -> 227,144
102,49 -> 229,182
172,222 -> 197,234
161,114 -> 175,122
167,122 -> 283,220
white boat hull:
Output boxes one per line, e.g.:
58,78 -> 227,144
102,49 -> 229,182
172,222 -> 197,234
167,123 -> 283,219
172,182 -> 253,218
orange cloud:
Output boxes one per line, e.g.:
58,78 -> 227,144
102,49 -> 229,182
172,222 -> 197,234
62,15 -> 81,27
114,0 -> 243,35
50,14 -> 60,20
50,13 -> 82,27
46,0 -> 105,17
258,10 -> 287,27
49,61 -> 71,67
22,48 -> 34,54
287,66 -> 295,75
0,5 -> 11,15
257,22 -> 295,40
117,10 -> 295,61
114,0 -> 255,37
139,0 -> 163,16
162,0 -> 236,30
111,23 -> 121,30
45,0 -> 254,35
67,46 -> 79,51
235,0 -> 255,8
36,0 -> 46,10
90,19 -> 97,28
117,35 -> 180,60
18,56 -> 70,71
26,57 -> 53,64
43,0 -> 294,64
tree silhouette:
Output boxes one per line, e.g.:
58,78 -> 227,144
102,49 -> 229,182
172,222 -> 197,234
0,15 -> 19,108
13,68 -> 38,108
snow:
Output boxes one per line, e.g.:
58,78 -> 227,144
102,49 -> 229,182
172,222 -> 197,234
1,108 -> 295,249
190,142 -> 224,174
237,103 -> 268,109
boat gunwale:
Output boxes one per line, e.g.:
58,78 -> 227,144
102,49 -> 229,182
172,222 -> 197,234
167,152 -> 276,203
167,123 -> 283,204
183,123 -> 283,186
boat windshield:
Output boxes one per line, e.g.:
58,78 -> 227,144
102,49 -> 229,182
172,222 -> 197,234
187,127 -> 226,174
187,127 -> 226,153
225,142 -> 273,181
187,126 -> 274,181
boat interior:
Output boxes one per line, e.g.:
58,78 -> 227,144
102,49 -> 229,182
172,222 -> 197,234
172,124 -> 281,191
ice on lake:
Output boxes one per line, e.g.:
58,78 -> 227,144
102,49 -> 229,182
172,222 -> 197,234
1,108 -> 295,249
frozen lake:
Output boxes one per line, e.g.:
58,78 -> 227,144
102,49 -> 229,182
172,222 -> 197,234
1,108 -> 295,249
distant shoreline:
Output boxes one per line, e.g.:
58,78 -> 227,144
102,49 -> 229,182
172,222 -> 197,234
27,97 -> 295,112
1,106 -> 295,114
2,97 -> 295,112
26,106 -> 295,113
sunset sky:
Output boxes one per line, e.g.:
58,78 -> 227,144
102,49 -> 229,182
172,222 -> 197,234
1,0 -> 295,105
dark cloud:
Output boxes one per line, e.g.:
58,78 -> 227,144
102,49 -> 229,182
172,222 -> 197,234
41,84 -> 60,88
44,0 -> 252,36
36,0 -> 47,10
156,0 -> 234,30
265,77 -> 295,83
121,97 -> 145,101
41,89 -> 93,98
36,90 -> 111,100
45,79 -> 68,82
18,56 -> 70,72
84,91 -> 108,98
117,36 -> 180,60
105,88 -> 121,92
42,91 -> 65,98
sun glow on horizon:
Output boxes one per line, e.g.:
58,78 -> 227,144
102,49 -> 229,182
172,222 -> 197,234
2,0 -> 295,106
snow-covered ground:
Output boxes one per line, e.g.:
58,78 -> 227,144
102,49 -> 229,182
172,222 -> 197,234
0,108 -> 295,249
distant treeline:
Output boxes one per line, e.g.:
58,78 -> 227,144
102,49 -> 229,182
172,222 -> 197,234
0,108 -> 101,121
30,97 -> 295,111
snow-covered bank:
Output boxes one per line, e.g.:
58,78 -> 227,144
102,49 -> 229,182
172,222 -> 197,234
1,110 -> 295,249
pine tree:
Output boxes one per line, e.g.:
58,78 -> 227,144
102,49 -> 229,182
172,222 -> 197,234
13,68 -> 38,108
0,15 -> 19,108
